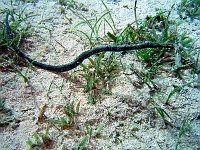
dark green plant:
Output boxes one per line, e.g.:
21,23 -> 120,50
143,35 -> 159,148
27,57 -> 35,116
71,11 -> 114,47
58,0 -> 78,8
26,129 -> 55,149
128,66 -> 159,90
74,124 -> 103,149
0,98 -> 10,113
37,104 -> 47,123
0,116 -> 16,127
0,7 -> 41,82
80,52 -> 120,104
108,11 -> 176,73
109,6 -> 197,80
175,117 -> 195,150
177,0 -> 200,19
48,101 -> 80,129
0,98 -> 14,127
165,81 -> 195,105
108,10 -> 175,45
0,8 -> 37,82
172,19 -> 195,71
101,0 -> 117,32
70,0 -> 116,47
64,100 -> 80,124
48,117 -> 70,129
152,102 -> 173,126
1,7 -> 36,46
47,79 -> 65,97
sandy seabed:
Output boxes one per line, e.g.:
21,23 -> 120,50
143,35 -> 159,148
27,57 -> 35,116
0,0 -> 200,149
